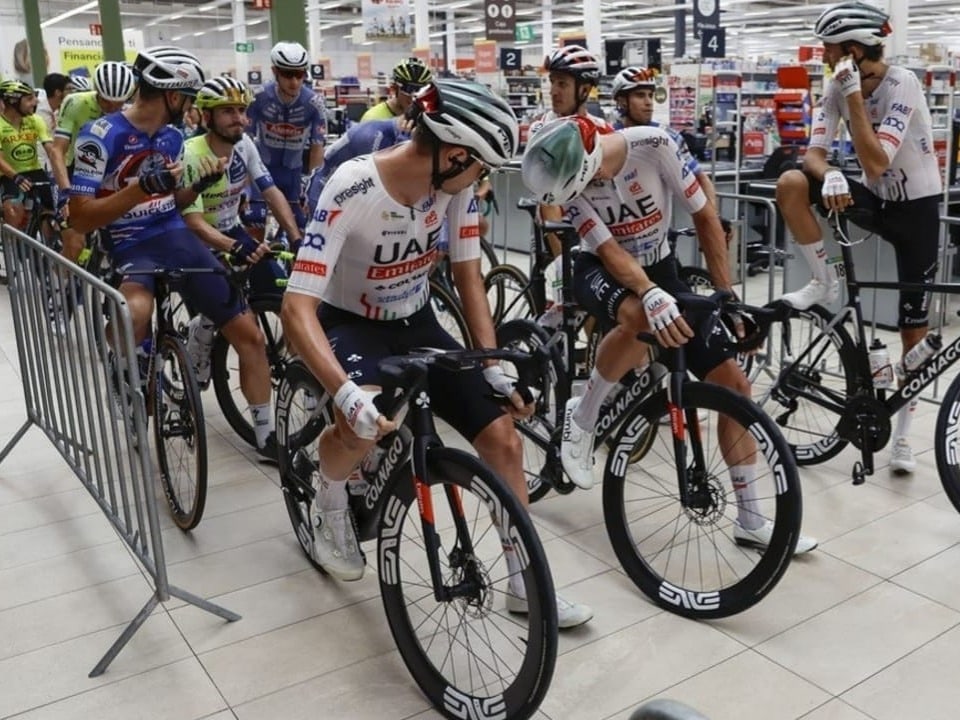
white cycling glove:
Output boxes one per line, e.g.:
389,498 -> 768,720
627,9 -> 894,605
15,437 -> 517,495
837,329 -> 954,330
641,285 -> 682,333
483,365 -> 516,397
334,380 -> 382,439
833,56 -> 861,97
821,169 -> 850,201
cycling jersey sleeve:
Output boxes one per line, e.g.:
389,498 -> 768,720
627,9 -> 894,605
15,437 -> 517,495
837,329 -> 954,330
308,93 -> 327,146
286,173 -> 359,299
875,72 -> 925,163
54,94 -> 78,141
567,197 -> 614,254
239,134 -> 275,192
70,124 -> 110,196
655,134 -> 707,215
809,85 -> 842,154
446,187 -> 481,264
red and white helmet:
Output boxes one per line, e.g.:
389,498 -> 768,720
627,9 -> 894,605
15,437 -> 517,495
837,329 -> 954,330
543,45 -> 601,85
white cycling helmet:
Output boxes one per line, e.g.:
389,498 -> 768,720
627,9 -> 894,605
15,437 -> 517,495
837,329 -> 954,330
814,1 -> 892,46
133,46 -> 205,93
93,61 -> 137,102
415,80 -> 519,167
612,66 -> 658,98
543,45 -> 601,85
271,41 -> 309,70
522,116 -> 603,205
68,75 -> 92,92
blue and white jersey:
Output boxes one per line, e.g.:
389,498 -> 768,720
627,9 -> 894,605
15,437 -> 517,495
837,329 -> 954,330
71,112 -> 187,249
246,82 -> 327,172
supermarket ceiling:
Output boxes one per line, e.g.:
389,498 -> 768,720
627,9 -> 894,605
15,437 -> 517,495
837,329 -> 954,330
27,0 -> 960,57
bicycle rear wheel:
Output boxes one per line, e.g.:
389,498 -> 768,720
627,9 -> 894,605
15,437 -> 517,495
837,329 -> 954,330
935,372 -> 960,513
211,297 -> 288,447
604,382 -> 801,619
154,334 -> 208,531
380,446 -> 558,720
275,360 -> 332,571
429,280 -> 473,349
485,264 -> 537,326
749,304 -> 858,465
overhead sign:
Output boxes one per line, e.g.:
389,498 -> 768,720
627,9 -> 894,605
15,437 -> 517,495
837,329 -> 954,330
235,41 -> 254,53
701,27 -> 726,59
693,0 -> 720,39
500,47 -> 521,70
247,69 -> 262,85
361,0 -> 411,40
310,63 -> 326,80
515,24 -> 534,42
474,39 -> 497,73
485,0 -> 516,41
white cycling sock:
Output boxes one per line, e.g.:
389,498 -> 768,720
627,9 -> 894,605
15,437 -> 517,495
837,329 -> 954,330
894,399 -> 917,443
249,402 -> 274,448
797,241 -> 831,285
572,367 -> 617,430
316,470 -> 349,512
731,464 -> 763,530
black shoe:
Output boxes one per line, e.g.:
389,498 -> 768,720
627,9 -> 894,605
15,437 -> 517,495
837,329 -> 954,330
257,431 -> 279,465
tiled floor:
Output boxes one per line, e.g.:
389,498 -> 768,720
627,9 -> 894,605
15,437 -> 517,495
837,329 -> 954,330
4,266 -> 960,720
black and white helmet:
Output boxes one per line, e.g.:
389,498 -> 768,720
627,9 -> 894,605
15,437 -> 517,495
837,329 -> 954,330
543,45 -> 601,85
415,80 -> 519,167
93,61 -> 137,102
133,46 -> 205,93
68,75 -> 92,92
814,2 -> 892,46
271,41 -> 309,70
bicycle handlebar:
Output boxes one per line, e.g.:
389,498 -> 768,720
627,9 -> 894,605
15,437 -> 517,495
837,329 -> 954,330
374,347 -> 543,419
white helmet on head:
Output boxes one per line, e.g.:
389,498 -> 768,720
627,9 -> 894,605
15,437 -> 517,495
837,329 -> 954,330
814,1 -> 891,46
133,46 -> 205,93
271,41 -> 309,70
94,61 -> 137,102
612,66 -> 658,98
68,75 -> 92,92
522,116 -> 603,205
414,80 -> 519,167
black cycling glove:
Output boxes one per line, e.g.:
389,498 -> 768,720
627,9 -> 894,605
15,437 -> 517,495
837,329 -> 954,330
138,170 -> 177,195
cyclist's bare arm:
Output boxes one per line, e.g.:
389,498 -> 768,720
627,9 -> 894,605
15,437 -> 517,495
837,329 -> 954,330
70,180 -> 164,233
692,205 -> 733,292
801,145 -> 832,181
696,169 -> 718,210
182,211 -> 239,253
45,139 -> 70,193
308,143 -> 324,173
845,92 -> 889,181
539,203 -> 564,257
263,185 -> 303,243
595,236 -> 657,297
281,291 -> 351,396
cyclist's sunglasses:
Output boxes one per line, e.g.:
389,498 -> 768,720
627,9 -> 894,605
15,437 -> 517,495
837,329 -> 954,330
278,69 -> 306,80
398,82 -> 426,95
468,153 -> 493,182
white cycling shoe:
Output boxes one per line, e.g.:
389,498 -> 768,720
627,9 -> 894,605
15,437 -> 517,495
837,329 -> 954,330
781,279 -> 840,311
560,397 -> 596,490
733,519 -> 819,555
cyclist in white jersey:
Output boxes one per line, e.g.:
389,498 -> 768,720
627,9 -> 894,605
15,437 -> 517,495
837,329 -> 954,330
281,80 -> 593,627
523,117 -> 819,554
776,2 -> 940,473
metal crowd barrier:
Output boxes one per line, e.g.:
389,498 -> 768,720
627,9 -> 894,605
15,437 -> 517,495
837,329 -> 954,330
0,225 -> 238,677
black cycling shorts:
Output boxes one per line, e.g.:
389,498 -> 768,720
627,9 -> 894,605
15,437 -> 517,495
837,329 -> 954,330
805,172 -> 939,328
573,251 -> 734,380
319,302 -> 504,442
113,228 -> 246,327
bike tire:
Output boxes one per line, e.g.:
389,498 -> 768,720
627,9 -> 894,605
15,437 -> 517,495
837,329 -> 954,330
379,446 -> 558,720
485,263 -> 537,326
211,297 -> 288,448
154,334 -> 208,531
935,371 -> 960,513
603,381 -> 801,619
429,279 -> 473,349
678,265 -> 714,295
750,304 -> 859,465
497,318 -> 566,503
275,360 -> 332,572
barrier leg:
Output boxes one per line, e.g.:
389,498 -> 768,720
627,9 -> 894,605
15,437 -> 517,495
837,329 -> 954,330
0,418 -> 35,464
89,593 -> 161,678
167,584 -> 242,622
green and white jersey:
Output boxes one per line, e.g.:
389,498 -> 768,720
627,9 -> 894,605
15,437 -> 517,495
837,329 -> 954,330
182,133 -> 276,231
55,91 -> 103,166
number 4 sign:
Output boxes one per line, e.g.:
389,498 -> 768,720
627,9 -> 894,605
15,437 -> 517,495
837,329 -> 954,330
701,28 -> 725,59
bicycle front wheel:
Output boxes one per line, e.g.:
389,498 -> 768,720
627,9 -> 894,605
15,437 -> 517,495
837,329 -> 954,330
154,334 -> 208,531
750,304 -> 858,465
485,263 -> 537,326
380,446 -> 558,720
604,382 -> 801,619
935,372 -> 960,513
211,297 -> 288,447
429,280 -> 473,349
